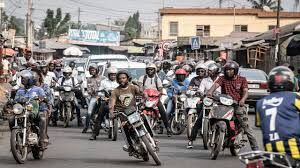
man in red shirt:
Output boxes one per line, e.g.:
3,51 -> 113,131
207,61 -> 258,150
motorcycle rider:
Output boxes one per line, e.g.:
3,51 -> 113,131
207,61 -> 259,151
82,63 -> 102,133
69,61 -> 78,78
188,63 -> 207,90
158,61 -> 172,81
54,63 -> 63,78
109,69 -> 142,154
187,62 -> 221,148
166,68 -> 190,119
90,66 -> 119,140
256,66 -> 300,167
56,66 -> 83,127
10,70 -> 48,149
138,63 -> 172,136
155,61 -> 162,73
40,61 -> 56,87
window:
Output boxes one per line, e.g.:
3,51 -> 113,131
196,25 -> 210,37
169,22 -> 178,36
268,25 -> 276,30
234,25 -> 248,32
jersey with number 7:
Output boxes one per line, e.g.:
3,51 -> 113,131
256,91 -> 300,159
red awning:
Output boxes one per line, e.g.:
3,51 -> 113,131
1,48 -> 16,56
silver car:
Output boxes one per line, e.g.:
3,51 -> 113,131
239,68 -> 269,109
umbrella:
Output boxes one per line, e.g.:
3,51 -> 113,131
1,48 -> 16,56
63,46 -> 83,56
282,33 -> 300,56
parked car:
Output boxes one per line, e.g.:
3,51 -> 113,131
239,68 -> 269,109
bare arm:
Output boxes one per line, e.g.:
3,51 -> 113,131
206,83 -> 220,96
109,91 -> 117,114
239,88 -> 248,106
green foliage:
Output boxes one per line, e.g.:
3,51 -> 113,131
247,0 -> 282,10
124,11 -> 141,40
43,8 -> 71,38
1,11 -> 25,36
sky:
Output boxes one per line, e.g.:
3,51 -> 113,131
3,0 -> 297,27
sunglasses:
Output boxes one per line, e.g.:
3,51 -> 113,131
197,69 -> 206,73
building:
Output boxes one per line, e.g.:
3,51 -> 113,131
140,22 -> 158,39
160,8 -> 300,40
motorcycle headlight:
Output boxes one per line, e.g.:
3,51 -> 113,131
203,97 -> 213,106
127,112 -> 141,124
97,92 -> 105,97
13,104 -> 23,115
179,94 -> 187,102
220,96 -> 233,106
64,86 -> 72,92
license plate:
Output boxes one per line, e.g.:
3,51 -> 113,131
248,84 -> 259,89
128,112 -> 141,124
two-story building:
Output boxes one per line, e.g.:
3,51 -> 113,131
160,8 -> 300,40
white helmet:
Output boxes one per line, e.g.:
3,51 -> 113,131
182,64 -> 191,72
195,63 -> 207,71
107,66 -> 118,74
63,66 -> 72,73
146,63 -> 157,70
204,60 -> 216,67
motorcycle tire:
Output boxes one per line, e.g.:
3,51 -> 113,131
202,119 -> 209,150
10,129 -> 28,164
141,135 -> 161,166
111,118 -> 118,141
170,115 -> 185,135
64,106 -> 72,128
210,122 -> 225,160
186,114 -> 196,139
32,146 -> 44,160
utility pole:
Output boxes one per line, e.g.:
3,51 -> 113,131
0,0 -> 4,34
162,0 -> 165,8
106,18 -> 111,31
26,0 -> 33,49
78,7 -> 81,29
219,0 -> 222,8
275,0 -> 281,64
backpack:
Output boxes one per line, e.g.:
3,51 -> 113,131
143,75 -> 159,90
61,77 -> 75,87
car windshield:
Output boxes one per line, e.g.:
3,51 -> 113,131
89,58 -> 128,64
103,68 -> 145,79
239,70 -> 267,81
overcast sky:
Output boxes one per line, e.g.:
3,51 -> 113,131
3,0 -> 297,27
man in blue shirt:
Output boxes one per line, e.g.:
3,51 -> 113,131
256,66 -> 300,166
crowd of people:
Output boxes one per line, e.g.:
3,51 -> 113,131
4,54 -> 300,167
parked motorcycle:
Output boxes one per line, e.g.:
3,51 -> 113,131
116,107 -> 161,166
141,89 -> 161,130
204,94 -> 246,160
170,91 -> 187,135
10,97 -> 44,164
185,89 -> 201,139
239,151 -> 298,168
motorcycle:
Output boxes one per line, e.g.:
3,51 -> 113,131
141,89 -> 161,130
56,85 -> 78,128
239,151 -> 298,168
204,94 -> 246,160
116,107 -> 161,166
185,89 -> 201,139
10,97 -> 44,164
170,90 -> 187,135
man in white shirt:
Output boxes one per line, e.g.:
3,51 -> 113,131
2,56 -> 10,82
40,61 -> 56,87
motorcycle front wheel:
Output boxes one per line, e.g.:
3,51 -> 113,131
64,105 -> 72,128
186,113 -> 196,139
202,118 -> 209,150
10,129 -> 28,164
141,135 -> 161,166
170,114 -> 185,135
210,122 -> 225,160
111,118 -> 118,141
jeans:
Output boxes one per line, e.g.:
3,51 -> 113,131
92,101 -> 109,136
189,104 -> 203,141
85,97 -> 97,129
166,99 -> 174,119
157,100 -> 170,129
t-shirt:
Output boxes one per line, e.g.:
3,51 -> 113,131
138,75 -> 162,90
43,72 -> 56,87
111,84 -> 140,111
216,75 -> 248,102
2,59 -> 10,71
57,77 -> 78,87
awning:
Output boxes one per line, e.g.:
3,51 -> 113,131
127,46 -> 144,54
283,34 -> 300,56
108,46 -> 128,51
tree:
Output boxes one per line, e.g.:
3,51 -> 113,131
124,11 -> 141,40
43,8 -> 71,38
114,19 -> 125,27
8,16 -> 25,36
247,0 -> 281,10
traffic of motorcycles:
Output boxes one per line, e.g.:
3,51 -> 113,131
1,59 -> 297,168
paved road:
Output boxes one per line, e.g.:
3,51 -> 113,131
0,114 -> 263,168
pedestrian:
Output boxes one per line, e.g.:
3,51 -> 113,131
2,56 -> 10,82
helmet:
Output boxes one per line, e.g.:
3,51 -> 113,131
182,64 -> 191,72
63,66 -> 73,73
175,68 -> 187,75
116,69 -> 131,81
268,66 -> 294,92
207,63 -> 220,74
146,63 -> 157,70
195,63 -> 208,71
40,61 -> 48,67
107,66 -> 118,74
20,70 -> 35,87
204,60 -> 216,67
89,63 -> 98,70
224,61 -> 239,75
155,61 -> 162,68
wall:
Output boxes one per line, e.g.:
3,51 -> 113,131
161,14 -> 300,40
